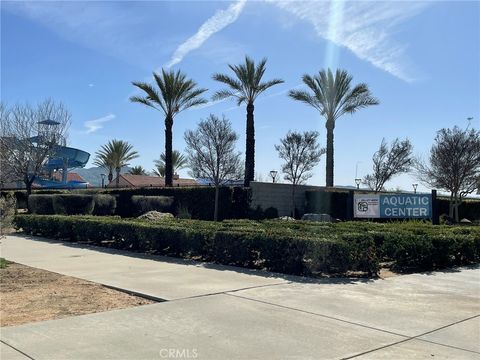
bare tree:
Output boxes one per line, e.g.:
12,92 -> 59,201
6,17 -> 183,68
0,100 -> 70,195
363,138 -> 413,192
275,131 -> 325,217
415,126 -> 480,222
184,114 -> 242,221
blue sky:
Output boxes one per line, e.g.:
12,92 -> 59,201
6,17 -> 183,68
2,0 -> 479,191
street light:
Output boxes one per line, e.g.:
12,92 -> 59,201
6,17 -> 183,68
101,173 -> 106,188
412,183 -> 418,194
269,170 -> 278,183
355,178 -> 361,189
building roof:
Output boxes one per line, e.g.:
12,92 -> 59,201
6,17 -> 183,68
108,174 -> 198,188
52,172 -> 86,183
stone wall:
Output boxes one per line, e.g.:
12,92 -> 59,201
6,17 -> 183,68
250,182 -> 323,217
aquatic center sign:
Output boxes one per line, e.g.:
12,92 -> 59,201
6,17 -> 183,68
354,193 -> 432,219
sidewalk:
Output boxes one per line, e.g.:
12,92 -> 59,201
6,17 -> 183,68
1,234 -> 479,359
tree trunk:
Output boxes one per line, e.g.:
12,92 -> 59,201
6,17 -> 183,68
326,120 -> 335,187
165,115 -> 174,187
24,176 -> 33,210
449,193 -> 454,218
244,102 -> 255,187
108,170 -> 113,183
115,167 -> 121,188
214,185 -> 219,221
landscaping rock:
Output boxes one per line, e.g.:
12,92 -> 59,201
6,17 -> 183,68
277,216 -> 295,221
460,218 -> 472,224
301,213 -> 333,222
137,211 -> 174,221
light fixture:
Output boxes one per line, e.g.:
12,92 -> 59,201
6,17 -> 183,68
355,178 -> 361,189
269,170 -> 278,183
412,183 -> 418,194
101,173 -> 106,188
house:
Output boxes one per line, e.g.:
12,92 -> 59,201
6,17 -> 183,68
107,174 -> 198,188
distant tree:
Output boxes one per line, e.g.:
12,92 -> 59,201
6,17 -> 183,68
212,56 -> 284,187
0,100 -> 70,195
94,140 -> 139,188
289,69 -> 378,187
363,138 -> 413,192
184,114 -> 242,221
131,69 -> 207,187
153,150 -> 188,177
129,165 -> 148,176
275,131 -> 325,218
415,126 -> 480,222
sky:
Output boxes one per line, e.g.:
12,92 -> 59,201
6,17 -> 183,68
1,0 -> 479,192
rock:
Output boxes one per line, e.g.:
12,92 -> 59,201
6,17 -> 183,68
301,213 -> 333,222
137,211 -> 174,221
460,218 -> 472,224
277,216 -> 295,221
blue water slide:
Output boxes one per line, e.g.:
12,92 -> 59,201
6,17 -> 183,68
34,145 -> 90,189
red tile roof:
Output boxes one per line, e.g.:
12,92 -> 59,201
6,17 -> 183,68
52,172 -> 86,183
108,174 -> 198,188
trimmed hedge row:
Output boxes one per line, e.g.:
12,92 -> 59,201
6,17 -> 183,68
13,215 -> 480,275
14,215 -> 379,276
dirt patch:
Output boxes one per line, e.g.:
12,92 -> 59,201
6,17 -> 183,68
0,262 -> 154,327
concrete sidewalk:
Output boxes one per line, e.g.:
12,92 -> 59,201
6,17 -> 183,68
1,234 -> 479,359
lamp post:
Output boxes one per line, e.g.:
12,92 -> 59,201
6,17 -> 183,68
101,173 -> 106,188
412,183 -> 418,194
355,178 -> 361,189
269,170 -> 278,183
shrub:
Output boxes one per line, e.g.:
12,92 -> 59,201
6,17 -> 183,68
263,207 -> 279,219
52,194 -> 95,215
131,195 -> 174,216
0,192 -> 16,231
93,194 -> 117,216
28,194 -> 55,214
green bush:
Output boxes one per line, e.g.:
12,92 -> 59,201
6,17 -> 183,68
13,215 -> 380,276
93,194 -> 117,216
28,194 -> 55,214
131,195 -> 174,216
264,207 -> 279,219
52,194 -> 95,215
0,192 -> 16,231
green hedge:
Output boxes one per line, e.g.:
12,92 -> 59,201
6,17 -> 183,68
28,194 -> 55,214
93,195 -> 117,216
14,215 -> 380,276
131,195 -> 174,216
52,194 -> 95,215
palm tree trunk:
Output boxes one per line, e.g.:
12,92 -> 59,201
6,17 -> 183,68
165,115 -> 173,187
115,167 -> 121,188
244,102 -> 255,187
108,170 -> 113,183
326,120 -> 335,187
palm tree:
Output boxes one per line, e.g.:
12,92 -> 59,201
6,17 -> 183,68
289,69 -> 379,187
153,150 -> 187,177
93,150 -> 115,184
212,56 -> 284,187
129,165 -> 148,175
94,140 -> 139,187
130,69 -> 207,187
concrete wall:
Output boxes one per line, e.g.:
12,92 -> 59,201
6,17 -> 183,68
250,182 -> 323,217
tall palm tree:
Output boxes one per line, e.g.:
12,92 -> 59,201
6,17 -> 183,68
289,69 -> 379,187
130,69 -> 207,187
153,150 -> 187,177
212,56 -> 284,187
129,165 -> 148,175
93,150 -> 115,184
94,140 -> 139,187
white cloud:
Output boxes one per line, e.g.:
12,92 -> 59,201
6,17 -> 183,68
165,0 -> 246,68
268,0 -> 432,82
84,114 -> 115,134
88,83 -> 95,88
